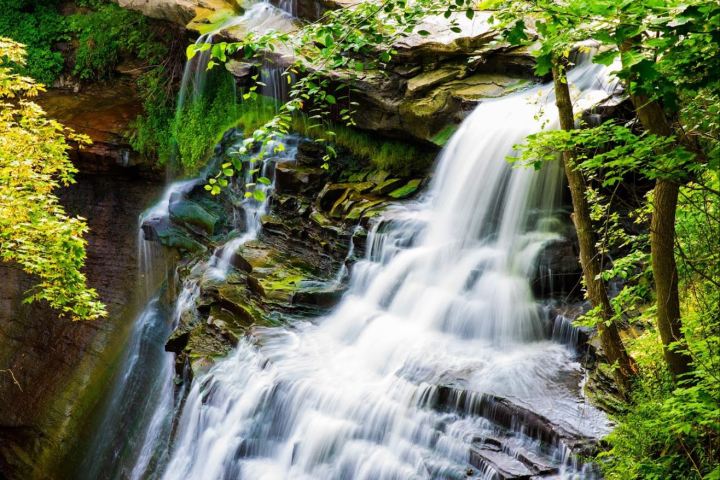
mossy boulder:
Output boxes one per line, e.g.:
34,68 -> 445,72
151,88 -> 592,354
156,226 -> 205,252
169,200 -> 218,235
389,179 -> 423,199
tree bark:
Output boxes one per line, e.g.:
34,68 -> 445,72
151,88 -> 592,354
551,61 -> 636,395
627,90 -> 694,381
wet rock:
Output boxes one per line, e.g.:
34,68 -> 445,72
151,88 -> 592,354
388,179 -> 422,199
468,448 -> 534,479
186,323 -> 237,364
292,285 -> 347,309
169,200 -> 218,235
371,178 -> 404,195
346,199 -> 385,221
157,227 -> 206,252
424,386 -> 584,448
531,237 -> 583,299
275,163 -> 326,195
214,247 -> 253,273
202,280 -> 261,326
295,140 -> 327,166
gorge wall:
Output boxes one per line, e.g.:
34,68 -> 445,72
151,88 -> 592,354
0,81 -> 162,478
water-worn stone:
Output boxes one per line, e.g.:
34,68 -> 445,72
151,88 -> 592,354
214,247 -> 253,273
169,200 -> 218,234
157,226 -> 206,252
275,163 -> 326,194
531,237 -> 583,299
292,285 -> 346,309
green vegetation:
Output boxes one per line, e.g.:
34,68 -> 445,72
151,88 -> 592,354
131,71 -> 245,171
0,0 -> 167,85
0,38 -> 105,320
197,0 -> 471,188
486,0 -> 720,476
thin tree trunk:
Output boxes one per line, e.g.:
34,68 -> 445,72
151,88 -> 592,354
628,91 -> 694,381
551,61 -> 636,395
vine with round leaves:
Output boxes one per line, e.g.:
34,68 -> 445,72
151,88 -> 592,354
189,0 -> 478,196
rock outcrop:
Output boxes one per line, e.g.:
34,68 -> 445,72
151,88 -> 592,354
140,130 -> 428,380
113,0 -> 540,144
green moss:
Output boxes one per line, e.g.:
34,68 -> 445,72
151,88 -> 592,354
430,124 -> 458,146
0,1 -> 168,85
388,179 -> 422,198
131,70 -> 248,172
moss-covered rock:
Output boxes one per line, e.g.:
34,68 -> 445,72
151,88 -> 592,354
389,179 -> 423,199
156,226 -> 206,252
169,200 -> 219,235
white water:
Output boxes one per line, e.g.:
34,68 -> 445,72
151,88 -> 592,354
211,136 -> 300,278
158,58 -> 617,479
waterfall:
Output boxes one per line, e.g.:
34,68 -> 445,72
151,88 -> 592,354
211,135 -> 300,277
156,57 -> 617,479
177,1 -> 295,111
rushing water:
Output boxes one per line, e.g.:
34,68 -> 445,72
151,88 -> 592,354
151,58 -> 618,479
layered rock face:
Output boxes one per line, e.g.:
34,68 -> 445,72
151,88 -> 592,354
114,0 -> 539,144
140,132 -> 428,379
0,82 -> 162,479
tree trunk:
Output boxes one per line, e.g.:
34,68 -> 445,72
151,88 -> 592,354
551,61 -> 636,395
628,91 -> 694,381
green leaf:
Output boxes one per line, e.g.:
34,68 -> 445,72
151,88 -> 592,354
253,190 -> 266,202
594,49 -> 619,66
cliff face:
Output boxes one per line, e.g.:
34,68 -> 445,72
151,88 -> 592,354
114,0 -> 539,145
0,81 -> 162,479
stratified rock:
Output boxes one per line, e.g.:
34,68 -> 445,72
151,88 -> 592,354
372,178 -> 404,195
214,247 -> 253,273
116,0 -> 199,24
157,226 -> 206,252
406,67 -> 462,96
292,285 -> 346,309
275,163 -> 327,194
388,179 -> 422,199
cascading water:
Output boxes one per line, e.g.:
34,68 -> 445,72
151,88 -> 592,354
178,3 -> 294,110
211,136 -> 300,277
73,4 -> 301,477
77,179 -> 198,480
157,57 -> 617,480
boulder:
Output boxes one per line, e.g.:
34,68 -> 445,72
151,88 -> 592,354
169,200 -> 219,235
115,0 -> 199,25
531,237 -> 583,299
157,226 -> 206,252
274,163 -> 327,194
